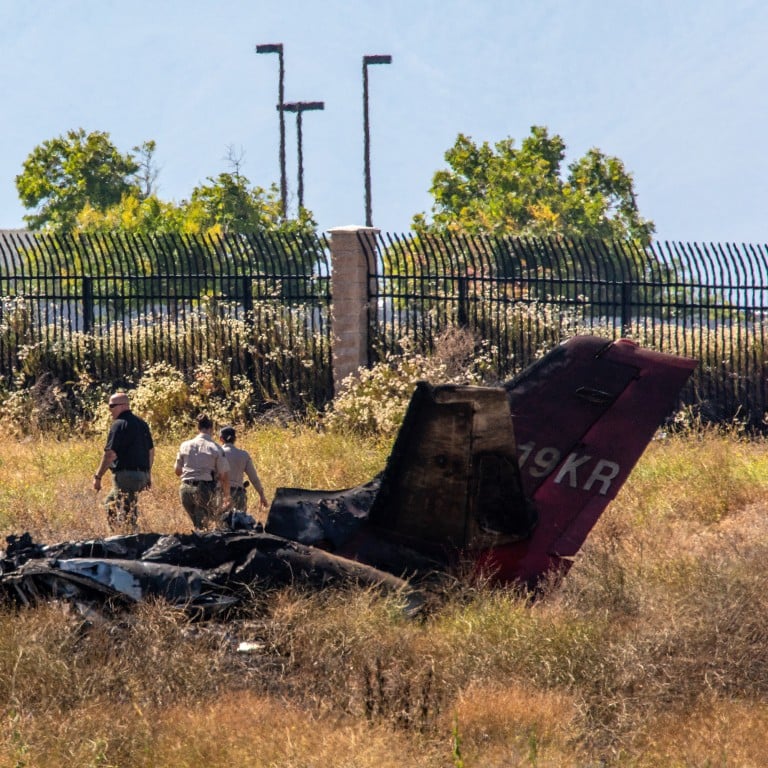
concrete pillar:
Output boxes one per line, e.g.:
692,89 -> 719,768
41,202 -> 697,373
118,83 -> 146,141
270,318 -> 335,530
328,225 -> 379,395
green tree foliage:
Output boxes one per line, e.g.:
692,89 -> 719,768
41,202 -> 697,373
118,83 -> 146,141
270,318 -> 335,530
15,128 -> 140,231
13,130 -> 325,330
180,172 -> 316,236
75,173 -> 317,238
413,125 -> 655,245
75,194 -> 187,235
71,177 -> 323,307
17,130 -> 317,239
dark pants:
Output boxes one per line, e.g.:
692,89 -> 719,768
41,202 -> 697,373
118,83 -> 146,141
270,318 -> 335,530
105,470 -> 149,532
230,486 -> 247,512
180,481 -> 218,529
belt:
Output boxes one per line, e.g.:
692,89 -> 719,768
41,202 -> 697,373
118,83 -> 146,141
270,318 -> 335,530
117,467 -> 149,472
183,479 -> 215,487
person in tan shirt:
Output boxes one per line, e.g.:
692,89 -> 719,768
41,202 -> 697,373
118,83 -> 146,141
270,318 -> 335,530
174,414 -> 231,529
218,425 -> 268,514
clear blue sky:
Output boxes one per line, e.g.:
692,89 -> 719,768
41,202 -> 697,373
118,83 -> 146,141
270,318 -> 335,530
1,0 -> 766,243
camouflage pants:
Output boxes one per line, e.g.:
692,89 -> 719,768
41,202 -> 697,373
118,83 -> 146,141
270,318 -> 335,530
230,486 -> 247,512
180,481 -> 218,530
105,470 -> 149,532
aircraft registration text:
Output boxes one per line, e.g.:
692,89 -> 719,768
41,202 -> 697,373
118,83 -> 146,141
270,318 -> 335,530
516,442 -> 620,495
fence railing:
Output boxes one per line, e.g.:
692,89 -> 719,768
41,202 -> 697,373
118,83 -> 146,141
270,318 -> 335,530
2,228 -> 768,426
0,231 -> 333,409
364,233 -> 768,426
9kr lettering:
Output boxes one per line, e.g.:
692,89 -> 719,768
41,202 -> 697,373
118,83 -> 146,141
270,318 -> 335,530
516,442 -> 620,495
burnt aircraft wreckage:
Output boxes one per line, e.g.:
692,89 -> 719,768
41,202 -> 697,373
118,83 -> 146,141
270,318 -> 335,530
0,336 -> 697,615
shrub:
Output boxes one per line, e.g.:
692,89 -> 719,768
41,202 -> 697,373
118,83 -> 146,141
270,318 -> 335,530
187,360 -> 258,426
126,363 -> 191,433
0,372 -> 107,438
324,327 -> 494,438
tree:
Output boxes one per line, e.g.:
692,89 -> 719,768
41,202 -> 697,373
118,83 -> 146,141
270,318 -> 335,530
16,129 -> 318,239
132,140 -> 160,199
15,129 -> 324,299
180,145 -> 316,236
15,128 -> 140,231
183,173 -> 287,235
413,126 -> 654,245
71,172 -> 321,291
75,193 -> 188,235
74,173 -> 316,238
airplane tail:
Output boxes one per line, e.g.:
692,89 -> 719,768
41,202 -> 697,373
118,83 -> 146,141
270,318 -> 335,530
267,336 -> 697,587
478,336 -> 697,584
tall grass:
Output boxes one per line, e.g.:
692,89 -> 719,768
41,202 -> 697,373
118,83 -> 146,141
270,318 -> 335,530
0,425 -> 388,539
2,425 -> 768,766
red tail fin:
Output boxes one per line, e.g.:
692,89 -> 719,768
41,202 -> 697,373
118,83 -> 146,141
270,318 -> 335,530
476,336 -> 697,585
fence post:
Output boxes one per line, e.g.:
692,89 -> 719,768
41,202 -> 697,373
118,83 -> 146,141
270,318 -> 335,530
620,281 -> 632,336
328,225 -> 378,394
82,276 -> 94,334
457,275 -> 469,326
241,276 -> 256,383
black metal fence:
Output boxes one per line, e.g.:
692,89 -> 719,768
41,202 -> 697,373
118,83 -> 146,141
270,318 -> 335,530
363,233 -> 768,426
3,229 -> 768,426
0,231 -> 333,409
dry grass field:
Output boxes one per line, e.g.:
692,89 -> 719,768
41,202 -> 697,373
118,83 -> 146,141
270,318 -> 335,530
2,424 -> 768,767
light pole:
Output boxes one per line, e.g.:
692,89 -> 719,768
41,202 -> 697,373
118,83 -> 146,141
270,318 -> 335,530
280,101 -> 325,212
256,43 -> 287,218
363,54 -> 392,227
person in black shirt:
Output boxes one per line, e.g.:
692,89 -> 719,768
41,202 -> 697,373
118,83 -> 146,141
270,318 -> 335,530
92,392 -> 155,532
